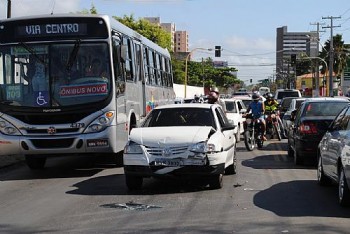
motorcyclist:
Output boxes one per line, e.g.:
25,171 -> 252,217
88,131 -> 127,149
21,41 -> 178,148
246,92 -> 266,141
264,93 -> 279,113
192,94 -> 204,103
208,87 -> 226,112
264,92 -> 284,136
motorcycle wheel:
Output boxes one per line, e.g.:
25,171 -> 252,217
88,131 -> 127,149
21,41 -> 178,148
257,138 -> 264,149
244,130 -> 255,151
274,123 -> 282,141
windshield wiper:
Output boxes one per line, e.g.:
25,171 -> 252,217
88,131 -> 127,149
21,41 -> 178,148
66,39 -> 81,72
19,42 -> 46,65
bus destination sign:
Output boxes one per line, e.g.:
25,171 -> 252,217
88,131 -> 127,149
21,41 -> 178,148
16,23 -> 87,38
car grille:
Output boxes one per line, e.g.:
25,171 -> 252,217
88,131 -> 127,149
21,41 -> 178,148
144,145 -> 189,156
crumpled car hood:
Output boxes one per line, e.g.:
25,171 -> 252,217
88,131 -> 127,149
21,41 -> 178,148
129,126 -> 213,147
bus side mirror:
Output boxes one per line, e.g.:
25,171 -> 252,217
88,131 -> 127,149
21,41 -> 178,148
120,45 -> 127,63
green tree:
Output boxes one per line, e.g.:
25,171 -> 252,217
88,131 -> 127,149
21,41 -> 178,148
114,15 -> 172,51
172,57 -> 239,89
319,34 -> 350,76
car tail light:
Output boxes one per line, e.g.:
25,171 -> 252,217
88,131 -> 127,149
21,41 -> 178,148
299,122 -> 317,134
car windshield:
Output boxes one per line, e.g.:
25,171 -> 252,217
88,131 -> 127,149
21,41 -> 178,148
304,102 -> 349,117
0,42 -> 111,108
143,108 -> 215,127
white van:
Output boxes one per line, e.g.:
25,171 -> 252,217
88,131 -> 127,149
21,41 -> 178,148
259,87 -> 270,96
274,89 -> 302,103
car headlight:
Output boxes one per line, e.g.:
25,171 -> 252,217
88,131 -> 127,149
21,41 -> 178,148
0,119 -> 21,136
124,141 -> 143,154
189,142 -> 216,153
84,111 -> 115,133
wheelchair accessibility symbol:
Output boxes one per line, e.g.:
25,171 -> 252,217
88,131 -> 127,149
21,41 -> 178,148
36,92 -> 48,106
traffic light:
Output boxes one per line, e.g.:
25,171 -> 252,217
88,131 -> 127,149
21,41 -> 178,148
250,79 -> 252,83
215,46 -> 221,57
291,54 -> 296,66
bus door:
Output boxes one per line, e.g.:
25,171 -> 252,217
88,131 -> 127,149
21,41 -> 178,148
134,42 -> 146,118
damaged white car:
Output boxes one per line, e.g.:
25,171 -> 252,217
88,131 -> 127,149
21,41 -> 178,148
123,103 -> 237,190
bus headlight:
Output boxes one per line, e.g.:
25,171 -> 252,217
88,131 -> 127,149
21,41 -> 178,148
84,111 -> 115,133
0,119 -> 21,136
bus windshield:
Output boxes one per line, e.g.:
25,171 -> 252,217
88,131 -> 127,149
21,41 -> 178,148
0,42 -> 111,108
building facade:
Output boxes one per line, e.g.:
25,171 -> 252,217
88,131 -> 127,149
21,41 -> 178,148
276,26 -> 319,89
143,17 -> 187,53
174,31 -> 189,53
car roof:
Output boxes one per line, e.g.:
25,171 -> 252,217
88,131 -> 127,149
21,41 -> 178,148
156,103 -> 216,110
303,97 -> 350,102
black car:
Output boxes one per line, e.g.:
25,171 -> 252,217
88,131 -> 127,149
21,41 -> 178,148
287,97 -> 350,165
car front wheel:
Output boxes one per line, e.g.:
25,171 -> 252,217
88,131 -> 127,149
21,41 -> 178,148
209,174 -> 223,189
317,156 -> 331,186
339,168 -> 350,207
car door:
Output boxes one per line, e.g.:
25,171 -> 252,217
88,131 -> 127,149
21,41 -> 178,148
215,107 -> 236,165
237,100 -> 246,133
322,107 -> 348,177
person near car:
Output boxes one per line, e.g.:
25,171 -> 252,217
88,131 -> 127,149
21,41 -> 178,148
207,87 -> 226,112
192,94 -> 204,103
246,92 -> 266,141
264,92 -> 284,137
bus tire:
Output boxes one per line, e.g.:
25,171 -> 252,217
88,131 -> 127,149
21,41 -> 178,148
115,151 -> 124,167
25,155 -> 46,170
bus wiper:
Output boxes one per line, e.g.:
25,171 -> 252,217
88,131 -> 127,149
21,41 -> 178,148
66,39 -> 81,72
19,42 -> 46,65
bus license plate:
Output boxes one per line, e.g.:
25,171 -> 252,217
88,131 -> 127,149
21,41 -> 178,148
87,139 -> 109,147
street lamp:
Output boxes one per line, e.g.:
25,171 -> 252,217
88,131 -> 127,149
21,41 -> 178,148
184,47 -> 213,98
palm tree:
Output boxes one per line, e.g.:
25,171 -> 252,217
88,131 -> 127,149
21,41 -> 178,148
319,34 -> 350,77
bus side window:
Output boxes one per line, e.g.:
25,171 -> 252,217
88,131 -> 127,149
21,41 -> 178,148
112,37 -> 125,96
124,38 -> 135,82
148,49 -> 155,85
143,47 -> 150,85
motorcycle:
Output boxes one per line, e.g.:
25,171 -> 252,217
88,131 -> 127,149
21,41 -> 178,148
265,110 -> 282,141
243,113 -> 264,151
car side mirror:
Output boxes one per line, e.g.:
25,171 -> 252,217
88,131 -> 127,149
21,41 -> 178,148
240,109 -> 247,114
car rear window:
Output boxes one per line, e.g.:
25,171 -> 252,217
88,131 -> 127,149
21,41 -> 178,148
277,91 -> 300,99
304,102 -> 348,117
225,102 -> 237,113
281,98 -> 294,109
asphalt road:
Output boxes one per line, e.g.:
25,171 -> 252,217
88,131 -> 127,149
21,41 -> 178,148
1,139 -> 350,233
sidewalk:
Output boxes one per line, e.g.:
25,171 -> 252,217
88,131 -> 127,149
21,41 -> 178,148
0,155 -> 25,168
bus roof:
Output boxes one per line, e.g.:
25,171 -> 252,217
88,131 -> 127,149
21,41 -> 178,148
0,13 -> 170,57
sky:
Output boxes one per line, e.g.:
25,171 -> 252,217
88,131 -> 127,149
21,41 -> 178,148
1,0 -> 350,84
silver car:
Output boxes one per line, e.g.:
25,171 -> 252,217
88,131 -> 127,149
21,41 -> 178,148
282,98 -> 306,136
318,103 -> 350,206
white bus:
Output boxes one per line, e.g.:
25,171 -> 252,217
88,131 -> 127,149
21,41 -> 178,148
0,14 -> 175,169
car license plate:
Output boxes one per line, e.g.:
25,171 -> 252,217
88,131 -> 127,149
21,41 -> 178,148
154,159 -> 181,167
184,159 -> 206,166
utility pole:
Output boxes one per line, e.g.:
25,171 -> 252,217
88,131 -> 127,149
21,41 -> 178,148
7,0 -> 11,18
322,16 -> 341,96
310,22 -> 325,97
